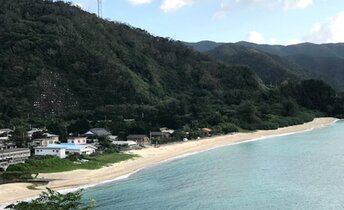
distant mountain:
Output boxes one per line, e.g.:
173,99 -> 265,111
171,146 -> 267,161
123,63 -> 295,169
206,43 -> 305,85
0,0 -> 342,137
184,41 -> 224,52
235,42 -> 344,91
187,41 -> 344,91
237,41 -> 344,58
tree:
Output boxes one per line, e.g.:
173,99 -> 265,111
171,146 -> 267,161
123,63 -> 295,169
6,188 -> 95,210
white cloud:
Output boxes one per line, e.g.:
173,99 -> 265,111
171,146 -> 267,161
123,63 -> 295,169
212,1 -> 231,20
282,0 -> 313,10
73,3 -> 84,9
246,31 -> 266,44
226,0 -> 314,10
127,0 -> 154,5
160,0 -> 194,12
305,11 -> 344,43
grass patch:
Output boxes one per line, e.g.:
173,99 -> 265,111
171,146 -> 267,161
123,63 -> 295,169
4,153 -> 138,175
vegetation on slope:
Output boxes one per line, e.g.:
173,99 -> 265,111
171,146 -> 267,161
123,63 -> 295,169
0,0 -> 343,143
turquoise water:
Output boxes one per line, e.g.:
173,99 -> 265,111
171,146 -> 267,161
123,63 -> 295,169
83,121 -> 344,210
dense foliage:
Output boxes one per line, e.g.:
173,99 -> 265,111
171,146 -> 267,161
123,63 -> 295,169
6,188 -> 94,210
0,0 -> 342,142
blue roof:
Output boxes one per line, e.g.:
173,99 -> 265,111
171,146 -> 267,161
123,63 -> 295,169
48,143 -> 87,150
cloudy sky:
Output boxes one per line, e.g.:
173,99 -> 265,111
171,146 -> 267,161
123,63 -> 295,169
69,0 -> 344,45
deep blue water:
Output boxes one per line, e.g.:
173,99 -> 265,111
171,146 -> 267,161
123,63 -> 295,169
83,120 -> 344,210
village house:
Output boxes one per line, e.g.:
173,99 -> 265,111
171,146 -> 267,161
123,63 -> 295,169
85,128 -> 111,138
30,138 -> 59,147
47,143 -> 97,155
111,140 -> 138,149
67,136 -> 87,144
43,133 -> 59,141
27,128 -> 46,139
127,134 -> 150,146
0,148 -> 31,171
0,128 -> 13,141
0,143 -> 17,150
34,147 -> 66,159
160,128 -> 175,135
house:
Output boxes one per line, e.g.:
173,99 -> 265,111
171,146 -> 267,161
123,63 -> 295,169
127,134 -> 150,146
43,133 -> 59,142
27,128 -> 46,139
47,143 -> 97,155
67,137 -> 87,144
150,130 -> 174,139
0,148 -> 31,171
35,147 -> 66,159
0,128 -> 13,135
30,138 -> 59,147
111,141 -> 138,149
0,143 -> 17,150
0,128 -> 13,141
160,128 -> 175,135
150,131 -> 163,139
84,128 -> 111,138
107,135 -> 118,141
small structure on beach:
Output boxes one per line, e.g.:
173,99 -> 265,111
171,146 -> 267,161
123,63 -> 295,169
201,128 -> 212,137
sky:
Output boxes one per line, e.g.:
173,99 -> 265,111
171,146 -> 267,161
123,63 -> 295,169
68,0 -> 344,45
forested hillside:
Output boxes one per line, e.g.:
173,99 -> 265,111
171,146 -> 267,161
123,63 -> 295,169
206,43 -> 304,85
187,41 -> 344,91
0,0 -> 342,140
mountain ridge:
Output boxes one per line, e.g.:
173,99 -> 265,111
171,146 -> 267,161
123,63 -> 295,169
186,40 -> 344,91
0,0 -> 343,139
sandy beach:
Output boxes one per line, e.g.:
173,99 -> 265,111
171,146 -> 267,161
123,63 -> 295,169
0,117 -> 338,206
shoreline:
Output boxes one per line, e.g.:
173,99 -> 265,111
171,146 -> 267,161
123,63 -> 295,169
0,117 -> 338,206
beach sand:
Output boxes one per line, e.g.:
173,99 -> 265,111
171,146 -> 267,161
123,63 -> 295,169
0,117 -> 338,206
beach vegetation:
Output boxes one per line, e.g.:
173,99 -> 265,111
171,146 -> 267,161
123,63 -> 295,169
0,153 -> 137,181
5,188 -> 95,210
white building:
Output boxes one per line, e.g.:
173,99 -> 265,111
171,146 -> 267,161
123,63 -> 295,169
67,137 -> 87,144
43,133 -> 59,142
0,148 -> 31,171
35,147 -> 66,159
31,138 -> 59,147
0,128 -> 13,141
48,143 -> 97,155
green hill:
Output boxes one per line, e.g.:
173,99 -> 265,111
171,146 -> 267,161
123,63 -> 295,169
188,41 -> 344,92
235,42 -> 344,91
206,43 -> 305,85
0,0 -> 342,140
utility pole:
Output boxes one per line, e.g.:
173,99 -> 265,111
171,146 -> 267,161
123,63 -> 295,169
97,0 -> 102,18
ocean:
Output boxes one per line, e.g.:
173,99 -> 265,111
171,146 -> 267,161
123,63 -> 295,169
83,120 -> 344,210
